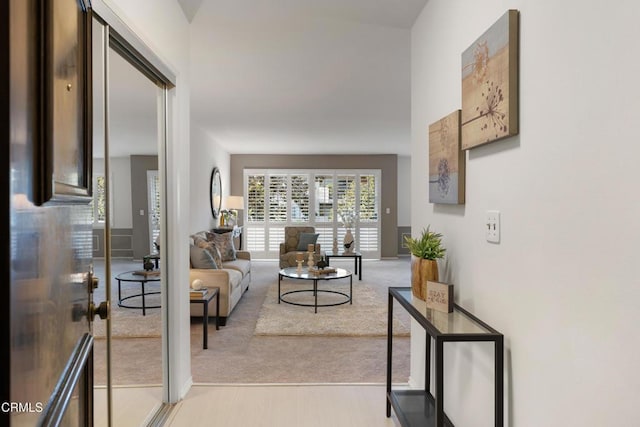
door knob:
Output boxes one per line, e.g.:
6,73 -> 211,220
89,301 -> 109,321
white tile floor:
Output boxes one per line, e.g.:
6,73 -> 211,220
95,384 -> 402,427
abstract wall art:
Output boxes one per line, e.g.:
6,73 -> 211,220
461,9 -> 519,150
429,110 -> 465,204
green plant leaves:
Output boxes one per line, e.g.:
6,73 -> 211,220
403,226 -> 446,260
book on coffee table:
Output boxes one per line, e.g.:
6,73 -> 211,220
308,267 -> 337,275
133,270 -> 161,277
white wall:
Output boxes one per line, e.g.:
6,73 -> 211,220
189,125 -> 231,233
397,155 -> 411,226
102,0 -> 192,401
411,1 -> 640,426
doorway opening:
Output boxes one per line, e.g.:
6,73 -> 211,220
91,13 -> 173,426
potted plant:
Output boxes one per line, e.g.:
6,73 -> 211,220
403,226 -> 446,300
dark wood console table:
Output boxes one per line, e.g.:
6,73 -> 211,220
387,287 -> 504,426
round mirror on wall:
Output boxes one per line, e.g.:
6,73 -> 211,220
210,167 -> 222,219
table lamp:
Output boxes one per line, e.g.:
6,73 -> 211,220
224,196 -> 244,226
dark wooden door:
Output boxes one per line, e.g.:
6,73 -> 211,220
2,0 -> 100,425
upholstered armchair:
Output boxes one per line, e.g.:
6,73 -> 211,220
279,226 -> 321,268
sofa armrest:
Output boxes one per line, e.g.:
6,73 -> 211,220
189,268 -> 236,318
189,268 -> 232,288
236,250 -> 251,261
279,243 -> 286,256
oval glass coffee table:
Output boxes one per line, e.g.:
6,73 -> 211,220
278,267 -> 353,313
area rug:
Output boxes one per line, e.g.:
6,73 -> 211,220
92,292 -> 162,339
254,279 -> 410,337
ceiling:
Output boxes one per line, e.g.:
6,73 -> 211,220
101,0 -> 426,158
94,48 -> 159,158
186,0 -> 426,155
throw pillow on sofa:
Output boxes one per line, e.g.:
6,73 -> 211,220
209,231 -> 237,261
297,232 -> 320,251
190,244 -> 218,269
197,240 -> 222,269
205,241 -> 223,268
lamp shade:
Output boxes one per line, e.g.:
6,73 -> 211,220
225,195 -> 244,210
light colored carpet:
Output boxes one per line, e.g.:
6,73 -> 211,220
94,258 -> 411,386
92,302 -> 161,338
255,280 -> 410,337
92,260 -> 162,339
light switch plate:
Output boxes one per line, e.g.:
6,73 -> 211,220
486,210 -> 500,243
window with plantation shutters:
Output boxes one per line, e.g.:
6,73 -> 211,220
359,174 -> 378,222
268,174 -> 287,223
95,175 -> 106,223
245,227 -> 265,252
315,226 -> 334,252
336,175 -> 356,221
147,170 -> 161,253
90,174 -> 109,225
314,175 -> 334,223
290,175 -> 309,222
247,175 -> 265,222
244,169 -> 381,259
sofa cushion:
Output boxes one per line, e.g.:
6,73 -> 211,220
225,268 -> 243,293
190,245 -> 218,269
209,231 -> 237,261
221,258 -> 251,277
296,232 -> 319,251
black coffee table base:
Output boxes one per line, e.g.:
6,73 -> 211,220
115,272 -> 161,316
278,268 -> 353,313
279,288 -> 351,313
118,291 -> 161,316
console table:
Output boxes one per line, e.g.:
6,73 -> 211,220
387,287 -> 504,426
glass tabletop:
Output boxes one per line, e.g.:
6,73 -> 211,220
116,270 -> 161,282
393,288 -> 496,335
324,250 -> 361,256
279,267 -> 351,280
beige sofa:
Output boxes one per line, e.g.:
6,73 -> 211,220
189,231 -> 251,326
